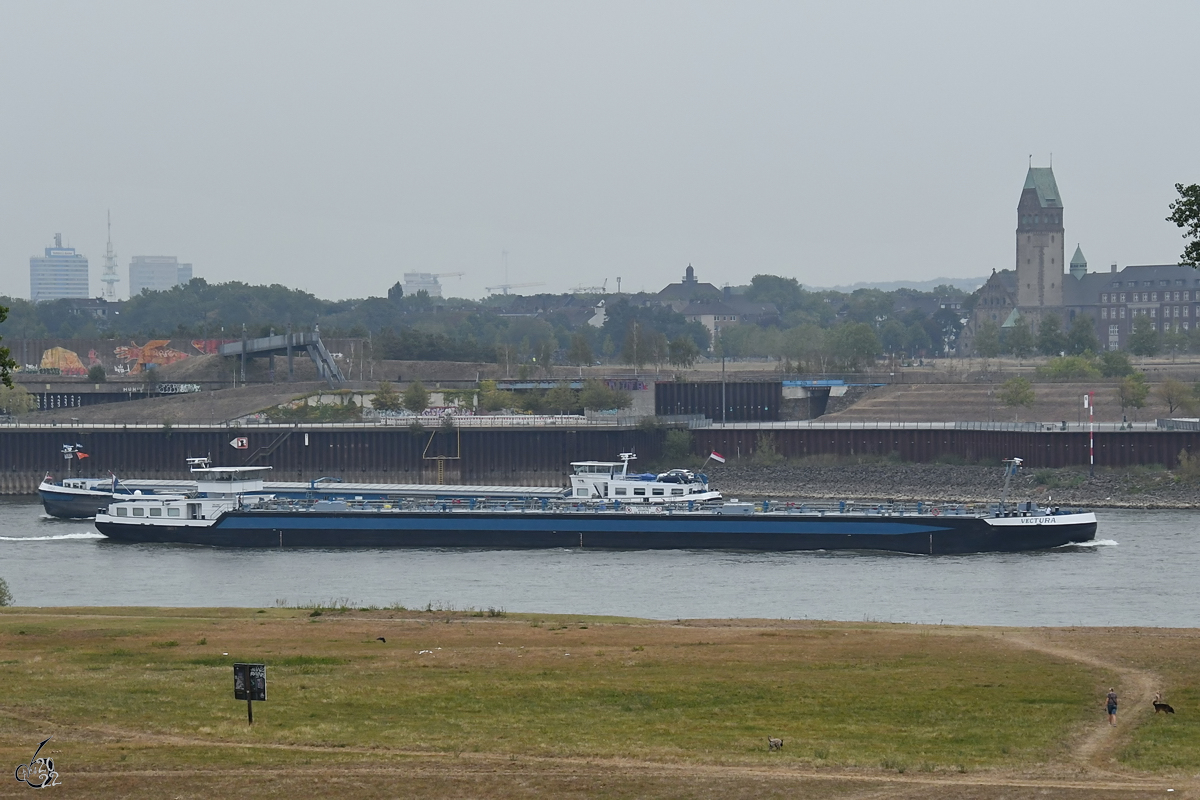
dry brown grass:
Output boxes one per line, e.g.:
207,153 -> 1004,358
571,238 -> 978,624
0,608 -> 1196,799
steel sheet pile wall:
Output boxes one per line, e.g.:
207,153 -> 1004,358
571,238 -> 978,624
655,381 -> 782,421
3,425 -> 1198,494
0,427 -> 663,493
690,428 -> 1199,469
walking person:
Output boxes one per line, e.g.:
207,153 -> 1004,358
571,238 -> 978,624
1106,688 -> 1118,726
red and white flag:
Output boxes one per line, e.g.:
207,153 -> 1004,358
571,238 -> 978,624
710,451 -> 726,463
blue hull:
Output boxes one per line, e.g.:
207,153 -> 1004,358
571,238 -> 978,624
94,510 -> 1097,554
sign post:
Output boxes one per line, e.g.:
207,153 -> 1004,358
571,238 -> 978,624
233,663 -> 266,724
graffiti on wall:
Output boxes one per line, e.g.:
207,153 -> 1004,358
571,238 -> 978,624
32,339 -> 234,377
113,340 -> 192,374
39,346 -> 88,376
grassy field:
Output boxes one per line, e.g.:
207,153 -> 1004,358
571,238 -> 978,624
0,607 -> 1196,799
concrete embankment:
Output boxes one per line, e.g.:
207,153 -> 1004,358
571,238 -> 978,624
710,461 -> 1200,509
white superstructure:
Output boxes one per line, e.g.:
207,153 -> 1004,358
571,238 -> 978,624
568,453 -> 720,503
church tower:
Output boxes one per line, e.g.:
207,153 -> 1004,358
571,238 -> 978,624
1015,166 -> 1065,308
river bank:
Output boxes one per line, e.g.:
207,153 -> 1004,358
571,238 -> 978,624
710,460 -> 1200,509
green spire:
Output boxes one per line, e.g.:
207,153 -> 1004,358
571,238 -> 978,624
1070,244 -> 1087,266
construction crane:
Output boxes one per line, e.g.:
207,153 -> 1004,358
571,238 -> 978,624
486,282 -> 545,295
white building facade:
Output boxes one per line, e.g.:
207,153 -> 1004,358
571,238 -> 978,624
30,234 -> 89,302
129,256 -> 192,296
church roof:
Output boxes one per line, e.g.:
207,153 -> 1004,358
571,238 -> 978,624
1070,245 -> 1087,266
1023,167 -> 1062,208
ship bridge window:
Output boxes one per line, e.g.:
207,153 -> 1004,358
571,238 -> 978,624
116,507 -> 127,517
633,488 -> 646,496
150,507 -> 162,517
168,507 -> 180,517
575,488 -> 588,497
614,487 -> 627,496
671,488 -> 685,496
133,507 -> 145,517
652,488 -> 665,496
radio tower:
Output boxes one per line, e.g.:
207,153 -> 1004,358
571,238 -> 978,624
100,210 -> 120,300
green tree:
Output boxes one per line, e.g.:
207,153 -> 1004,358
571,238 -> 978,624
403,381 -> 430,414
1155,377 -> 1197,415
998,376 -> 1036,419
667,336 -> 699,367
478,380 -> 517,412
1116,372 -> 1150,416
1162,324 -> 1189,359
879,318 -> 908,353
0,576 -> 11,606
579,379 -> 631,411
974,320 -> 1001,358
825,323 -> 879,371
0,304 -> 17,387
744,274 -> 804,312
1037,314 -> 1067,356
544,382 -> 580,414
0,382 -> 36,416
621,322 -> 647,369
1099,350 -> 1134,377
1167,182 -> 1200,266
662,429 -> 693,463
567,333 -> 593,367
372,380 -> 403,412
1128,314 -> 1160,356
1006,316 -> 1034,359
533,339 -> 555,374
1065,317 -> 1100,356
905,322 -> 932,355
87,364 -> 107,382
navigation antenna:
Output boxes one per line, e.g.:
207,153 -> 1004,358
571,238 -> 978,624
999,457 -> 1023,513
100,210 -> 120,300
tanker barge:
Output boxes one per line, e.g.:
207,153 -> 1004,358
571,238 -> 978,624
92,456 -> 1097,555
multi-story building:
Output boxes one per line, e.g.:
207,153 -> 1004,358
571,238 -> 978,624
1064,261 -> 1200,351
30,234 -> 89,302
960,164 -> 1200,354
129,256 -> 192,297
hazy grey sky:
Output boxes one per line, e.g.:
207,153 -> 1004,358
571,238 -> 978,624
2,1 -> 1197,301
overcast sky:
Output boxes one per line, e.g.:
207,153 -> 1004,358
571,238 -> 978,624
2,1 -> 1197,302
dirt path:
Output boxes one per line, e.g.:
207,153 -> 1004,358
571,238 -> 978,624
0,707 -> 1177,795
998,633 -> 1161,768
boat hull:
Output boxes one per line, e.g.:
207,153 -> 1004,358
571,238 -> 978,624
94,510 -> 1097,554
39,487 -> 113,519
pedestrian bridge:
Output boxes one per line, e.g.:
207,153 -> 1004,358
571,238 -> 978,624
218,331 -> 346,387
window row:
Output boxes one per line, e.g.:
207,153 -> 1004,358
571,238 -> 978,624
1021,214 -> 1061,225
608,486 -> 688,497
1102,291 -> 1195,303
1101,306 -> 1196,319
114,506 -> 181,517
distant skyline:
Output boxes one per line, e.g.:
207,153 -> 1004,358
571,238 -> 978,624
2,1 -> 1197,302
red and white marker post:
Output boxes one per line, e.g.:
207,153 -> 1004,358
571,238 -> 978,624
1085,392 -> 1094,477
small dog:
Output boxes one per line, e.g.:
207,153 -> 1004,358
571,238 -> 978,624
1153,693 -> 1175,714
767,737 -> 784,751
